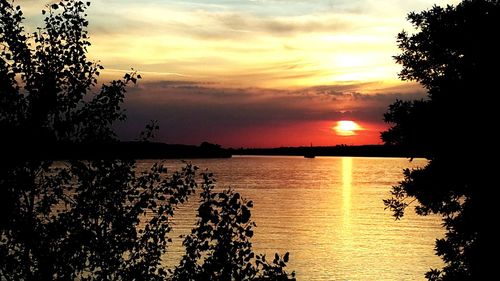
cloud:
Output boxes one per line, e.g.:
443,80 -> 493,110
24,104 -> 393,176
15,0 -> 437,147
74,0 -> 429,89
114,80 -> 425,147
86,10 -> 355,40
212,13 -> 353,36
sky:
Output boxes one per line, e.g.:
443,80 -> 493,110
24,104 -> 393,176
21,0 -> 460,147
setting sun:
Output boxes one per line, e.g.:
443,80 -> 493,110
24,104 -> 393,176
334,120 -> 362,136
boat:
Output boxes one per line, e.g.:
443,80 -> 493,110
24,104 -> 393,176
304,143 -> 316,158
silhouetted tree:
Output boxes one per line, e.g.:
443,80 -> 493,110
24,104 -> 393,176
172,173 -> 295,281
0,1 -> 294,280
382,1 -> 497,280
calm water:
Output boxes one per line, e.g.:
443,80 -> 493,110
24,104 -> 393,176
137,156 -> 443,281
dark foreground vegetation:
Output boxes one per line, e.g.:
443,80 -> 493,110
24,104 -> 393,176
382,0 -> 495,280
0,1 -> 295,280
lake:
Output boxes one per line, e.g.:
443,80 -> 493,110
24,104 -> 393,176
137,156 -> 443,281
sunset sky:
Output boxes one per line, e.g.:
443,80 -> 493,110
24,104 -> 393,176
23,0 -> 460,147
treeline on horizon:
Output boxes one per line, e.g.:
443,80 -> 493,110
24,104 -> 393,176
5,140 -> 425,160
231,144 -> 425,158
4,141 -> 232,160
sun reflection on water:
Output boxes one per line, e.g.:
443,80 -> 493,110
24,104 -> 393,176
152,156 -> 442,280
341,156 -> 354,256
342,157 -> 352,226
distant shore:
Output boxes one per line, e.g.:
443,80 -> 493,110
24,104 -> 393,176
4,141 -> 231,160
230,145 -> 425,158
4,141 -> 425,160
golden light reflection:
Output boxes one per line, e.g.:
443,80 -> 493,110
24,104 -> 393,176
342,157 -> 353,227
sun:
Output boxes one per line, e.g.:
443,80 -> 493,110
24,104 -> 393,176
334,120 -> 362,136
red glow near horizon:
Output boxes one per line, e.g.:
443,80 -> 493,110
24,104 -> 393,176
204,121 -> 386,148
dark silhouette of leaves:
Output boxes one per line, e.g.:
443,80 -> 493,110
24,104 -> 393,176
172,178 -> 295,281
0,1 -> 295,280
383,0 -> 495,280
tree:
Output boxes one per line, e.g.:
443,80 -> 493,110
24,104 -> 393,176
172,174 -> 295,281
382,1 -> 496,280
0,1 -> 295,280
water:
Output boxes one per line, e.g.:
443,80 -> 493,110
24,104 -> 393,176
137,156 -> 443,281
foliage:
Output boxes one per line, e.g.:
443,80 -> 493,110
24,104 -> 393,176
382,0 -> 495,280
0,1 -> 294,280
172,173 -> 295,281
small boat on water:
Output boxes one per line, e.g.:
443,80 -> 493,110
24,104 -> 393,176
304,143 -> 315,158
